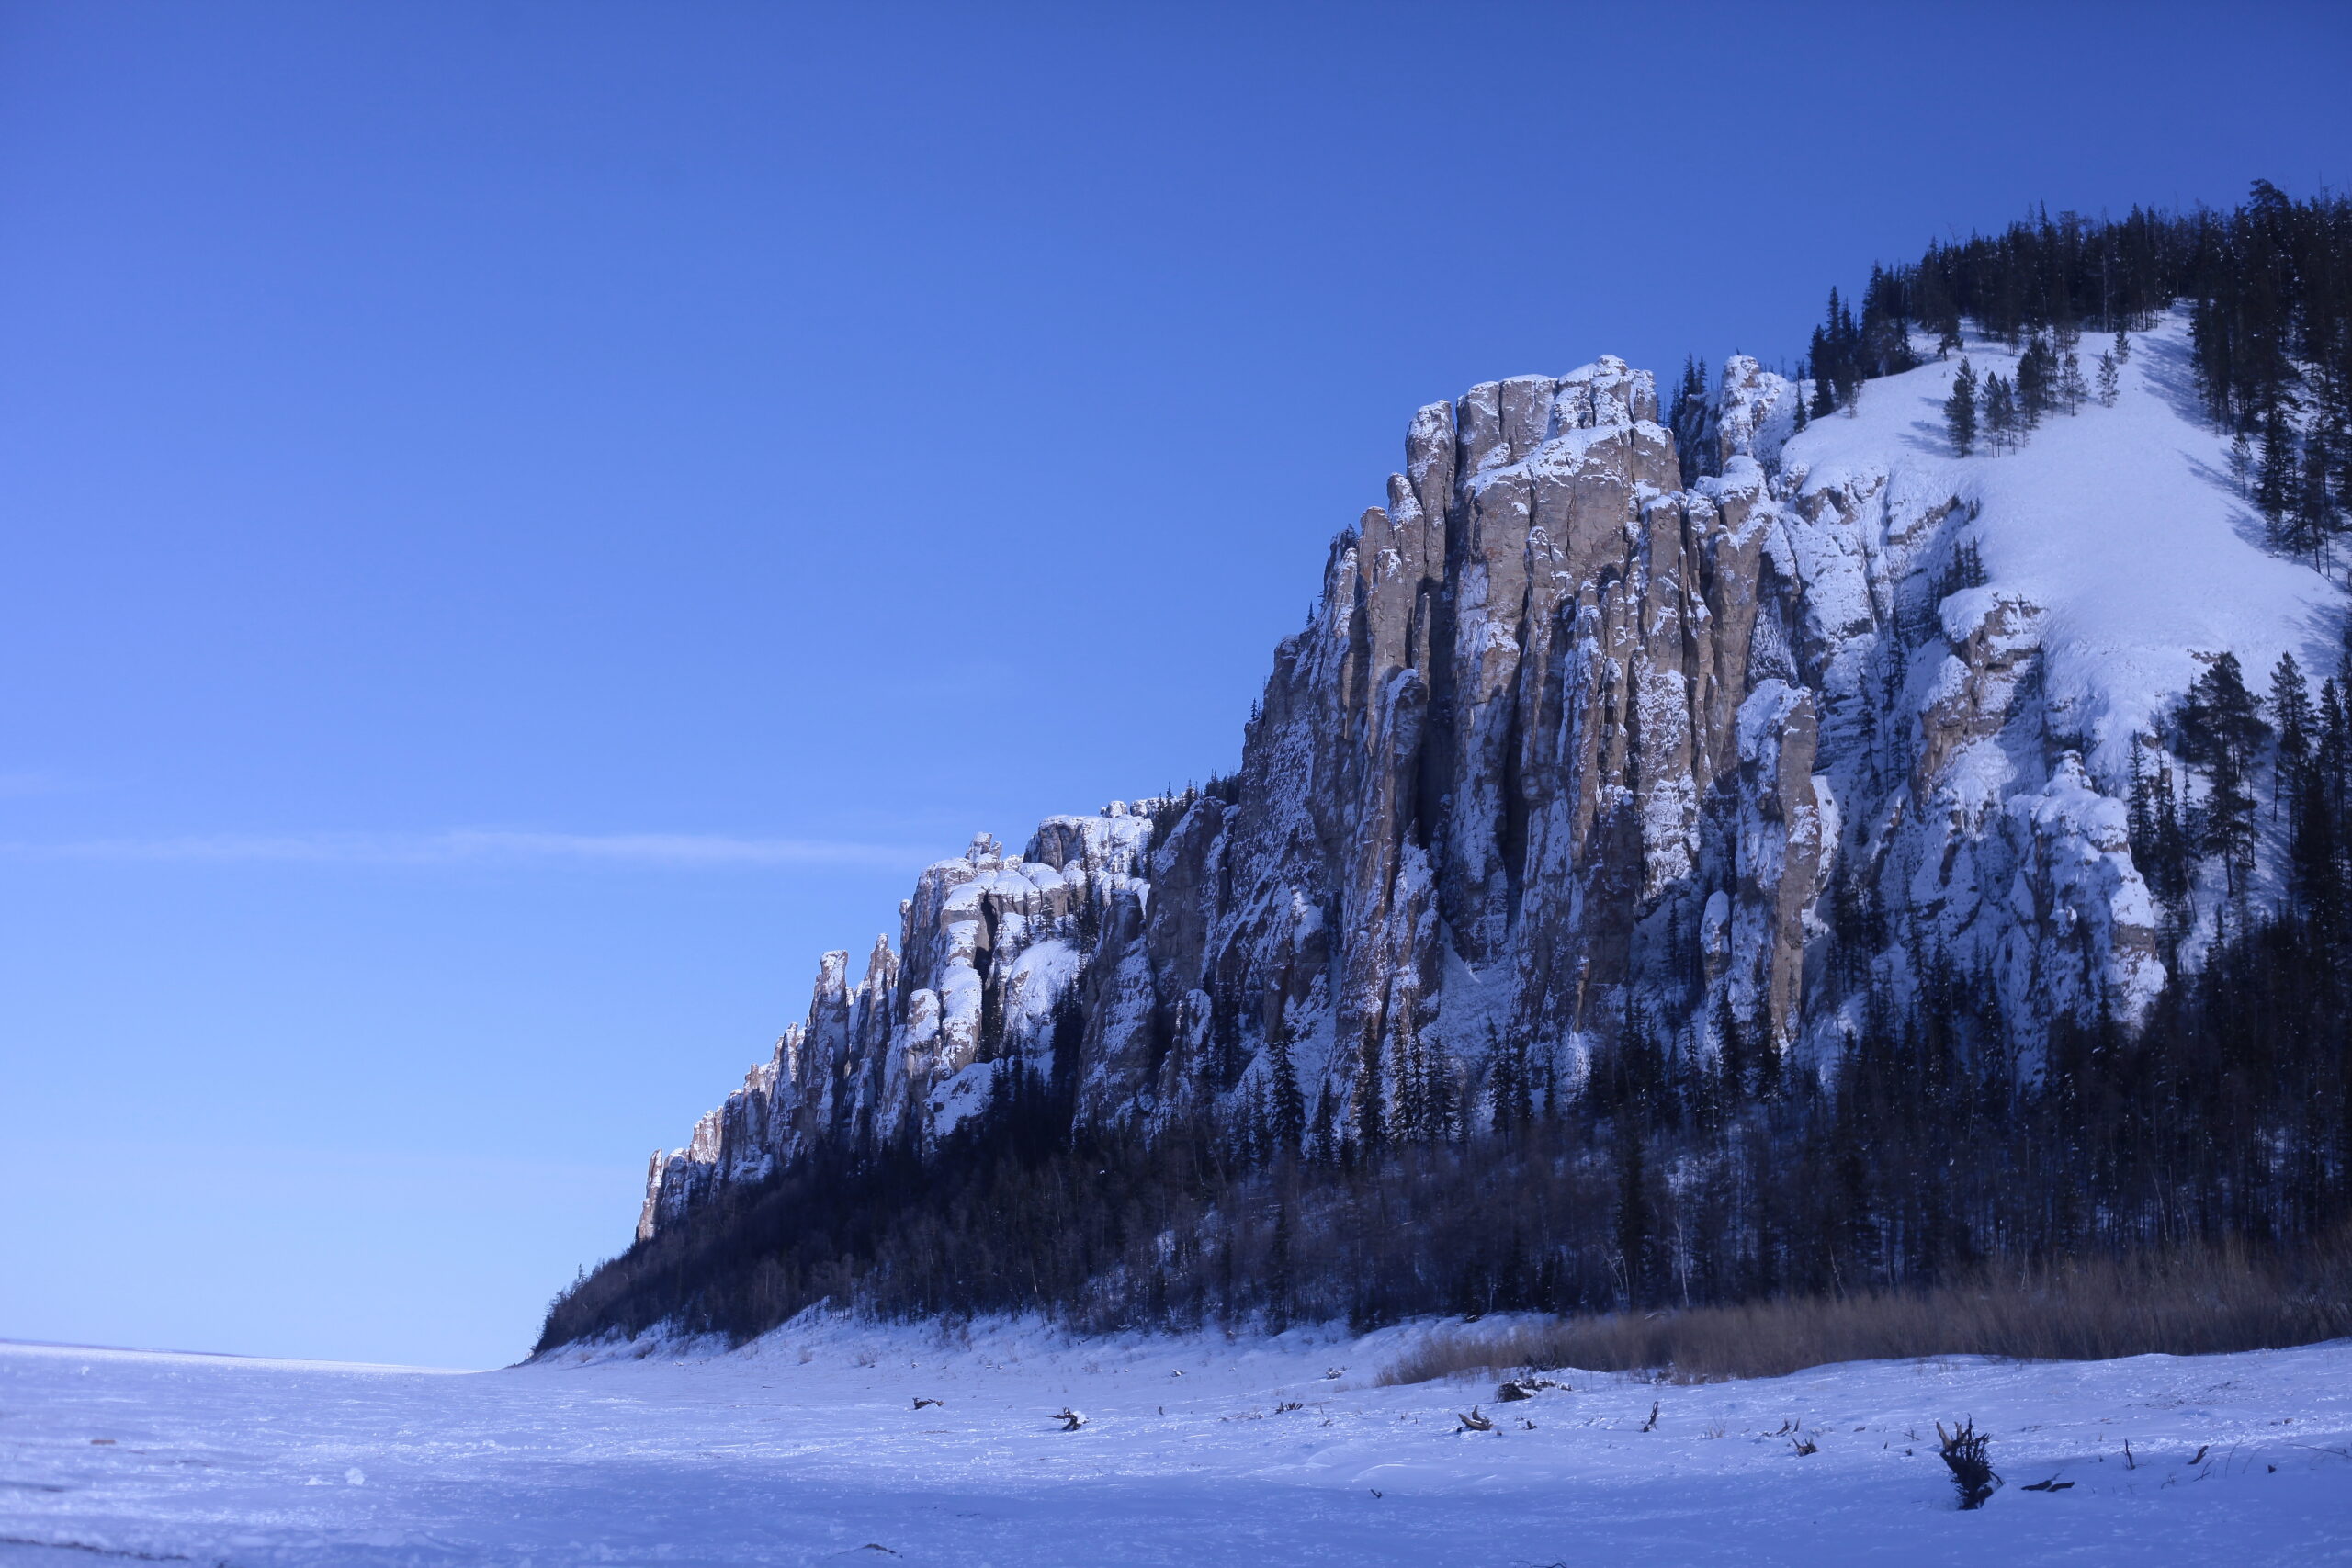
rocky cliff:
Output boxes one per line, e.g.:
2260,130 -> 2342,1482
637,314 -> 2330,1245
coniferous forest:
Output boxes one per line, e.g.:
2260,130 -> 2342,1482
541,185 -> 2352,1359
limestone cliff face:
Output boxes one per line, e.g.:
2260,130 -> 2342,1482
637,351 -> 2161,1240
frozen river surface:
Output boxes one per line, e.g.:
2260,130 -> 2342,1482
3,1317 -> 2347,1565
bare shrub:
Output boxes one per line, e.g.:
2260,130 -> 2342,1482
1381,1237 -> 2352,1386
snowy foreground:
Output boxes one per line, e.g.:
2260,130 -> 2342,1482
3,1322 -> 2348,1566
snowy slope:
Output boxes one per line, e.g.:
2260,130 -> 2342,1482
4,1326 -> 2349,1565
1786,313 -> 2340,785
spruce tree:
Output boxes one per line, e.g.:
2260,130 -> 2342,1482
2096,350 -> 2120,407
1944,357 -> 1978,456
2113,326 -> 2131,364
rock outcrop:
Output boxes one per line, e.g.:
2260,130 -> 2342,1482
636,349 -> 2166,1239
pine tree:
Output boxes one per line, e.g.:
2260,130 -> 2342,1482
1612,1117 -> 1652,1306
1489,1025 -> 1533,1136
1713,993 -> 1749,1103
1752,1022 -> 1782,1103
2336,614 -> 2352,709
2274,651 -> 2313,814
2182,651 -> 2273,765
2180,652 -> 2272,897
2290,734 -> 2345,941
2323,678 -> 2350,820
1982,373 -> 2018,453
1860,263 -> 1918,378
1944,357 -> 1978,456
2018,334 -> 2052,428
2129,735 -> 2155,855
1936,308 -> 1962,359
1353,1029 -> 1385,1150
1676,354 -> 1706,412
2256,406 -> 2297,541
1670,355 -> 1708,476
2127,734 -> 2191,912
2303,678 -> 2351,936
2231,429 -> 2256,497
1808,288 -> 1867,415
2096,350 -> 2120,407
2113,326 -> 2132,364
1809,291 -> 1842,419
2057,351 -> 2087,415
2205,744 -> 2258,901
1837,289 -> 1860,404
2151,760 -> 2191,912
2290,434 -> 2336,566
1306,1086 -> 1334,1164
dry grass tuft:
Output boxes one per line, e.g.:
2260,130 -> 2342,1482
1381,1237 -> 2352,1386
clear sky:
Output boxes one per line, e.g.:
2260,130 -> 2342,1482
4,0 -> 2346,1369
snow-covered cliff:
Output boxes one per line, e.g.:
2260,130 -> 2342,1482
638,311 -> 2339,1242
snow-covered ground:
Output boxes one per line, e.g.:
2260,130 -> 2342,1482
4,1321 -> 2346,1565
1786,312 -> 2341,786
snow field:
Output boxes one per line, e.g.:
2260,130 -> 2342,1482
1784,312 -> 2342,787
3,1321 -> 2347,1565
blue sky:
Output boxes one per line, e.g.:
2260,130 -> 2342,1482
4,1 -> 2347,1368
